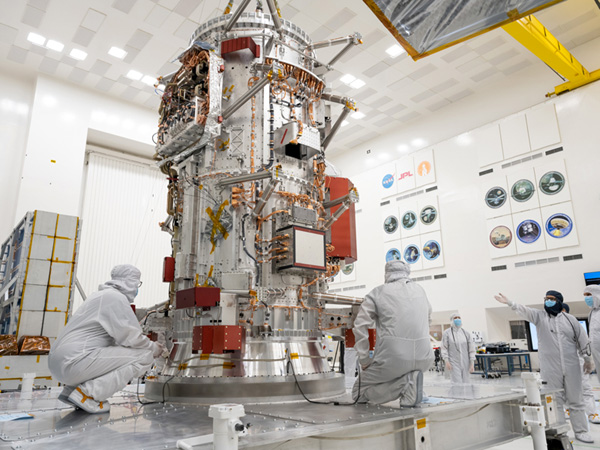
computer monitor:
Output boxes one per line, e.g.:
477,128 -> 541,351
584,271 -> 600,286
527,319 -> 588,352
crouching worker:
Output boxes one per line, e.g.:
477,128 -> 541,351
49,264 -> 164,413
352,260 -> 434,405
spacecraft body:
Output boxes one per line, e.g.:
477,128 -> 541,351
147,3 -> 360,402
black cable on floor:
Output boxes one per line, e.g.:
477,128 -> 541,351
287,354 -> 362,406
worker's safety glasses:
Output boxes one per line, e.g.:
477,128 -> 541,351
138,281 -> 143,288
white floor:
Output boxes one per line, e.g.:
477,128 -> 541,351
423,370 -> 600,449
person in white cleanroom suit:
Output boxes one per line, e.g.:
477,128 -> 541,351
49,265 -> 164,414
352,260 -> 434,405
495,291 -> 594,443
441,312 -> 475,384
585,285 -> 600,383
563,303 -> 600,424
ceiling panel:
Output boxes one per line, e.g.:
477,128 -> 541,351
0,0 -> 597,149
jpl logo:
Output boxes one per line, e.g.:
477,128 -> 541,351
382,174 -> 394,189
398,171 -> 414,181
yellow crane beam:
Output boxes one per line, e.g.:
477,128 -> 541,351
502,14 -> 600,97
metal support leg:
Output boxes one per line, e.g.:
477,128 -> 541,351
521,373 -> 548,450
176,404 -> 247,450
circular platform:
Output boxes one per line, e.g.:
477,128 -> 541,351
145,371 -> 346,403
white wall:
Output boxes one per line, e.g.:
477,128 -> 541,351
14,75 -> 157,222
0,72 -> 34,239
1,70 -> 164,309
330,79 -> 600,343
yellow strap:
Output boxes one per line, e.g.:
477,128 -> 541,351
206,200 -> 230,254
290,353 -> 299,360
76,387 -> 94,404
202,265 -> 214,287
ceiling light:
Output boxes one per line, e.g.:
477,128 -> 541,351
141,75 -> 157,87
397,144 -> 409,153
352,111 -> 365,120
69,49 -> 88,61
27,32 -> 45,46
411,138 -> 426,147
15,103 -> 29,115
456,133 -> 473,146
108,46 -> 127,59
341,120 -> 349,127
0,99 -> 15,111
340,74 -> 356,85
42,95 -> 57,107
126,70 -> 143,81
386,44 -> 405,58
349,79 -> 365,89
46,40 -> 64,52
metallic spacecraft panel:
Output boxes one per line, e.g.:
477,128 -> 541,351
363,0 -> 564,59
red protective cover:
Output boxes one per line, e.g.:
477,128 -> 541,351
221,37 -> 260,58
163,256 -> 175,282
345,328 -> 376,350
176,287 -> 221,309
201,325 -> 243,354
130,304 -> 136,313
325,177 -> 357,263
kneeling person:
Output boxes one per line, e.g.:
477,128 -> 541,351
352,261 -> 434,405
49,264 -> 164,413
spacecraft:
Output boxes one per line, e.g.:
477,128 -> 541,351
146,0 -> 362,402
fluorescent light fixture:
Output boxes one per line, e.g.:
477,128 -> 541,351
386,44 -> 405,58
108,46 -> 127,59
27,32 -> 45,46
42,95 -> 57,107
411,138 -> 426,147
349,78 -> 365,89
340,74 -> 356,85
126,70 -> 143,81
69,48 -> 88,61
397,144 -> 409,153
46,40 -> 64,52
141,75 -> 157,86
0,99 -> 15,111
352,111 -> 365,120
456,133 -> 473,146
341,120 -> 349,127
15,103 -> 29,115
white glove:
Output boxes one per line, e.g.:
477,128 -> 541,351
584,358 -> 595,375
469,362 -> 475,373
153,341 -> 166,358
445,361 -> 452,371
494,293 -> 512,306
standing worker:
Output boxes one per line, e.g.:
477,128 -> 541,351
563,303 -> 600,424
352,260 -> 434,405
495,291 -> 594,443
441,313 -> 475,384
49,264 -> 165,414
585,285 -> 600,382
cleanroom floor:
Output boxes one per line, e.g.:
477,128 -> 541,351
422,371 -> 600,449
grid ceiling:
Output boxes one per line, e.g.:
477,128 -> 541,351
1,0 -> 599,152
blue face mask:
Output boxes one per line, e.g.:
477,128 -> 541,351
585,296 -> 594,308
135,288 -> 139,297
453,319 -> 462,327
545,299 -> 557,308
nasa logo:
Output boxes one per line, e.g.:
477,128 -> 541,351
382,174 -> 394,189
398,171 -> 413,181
